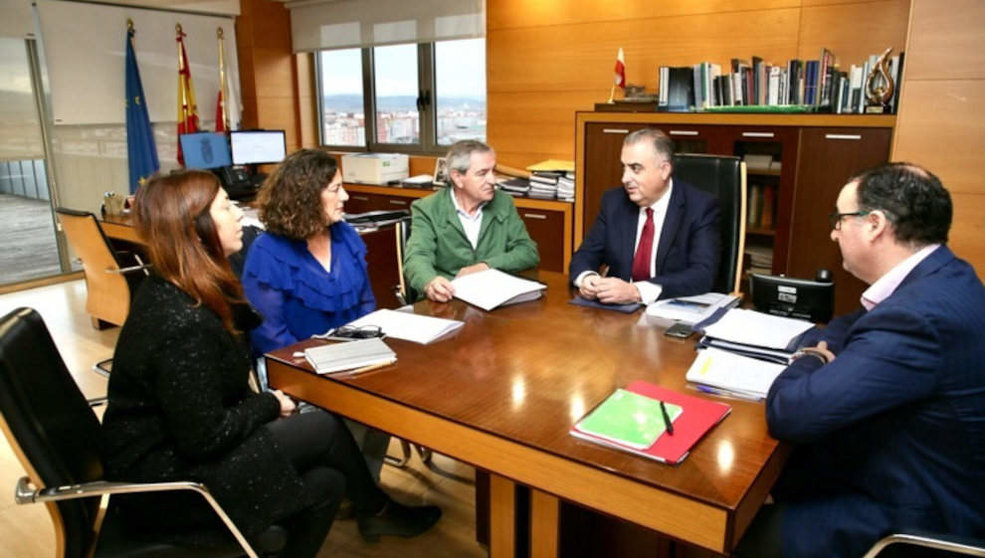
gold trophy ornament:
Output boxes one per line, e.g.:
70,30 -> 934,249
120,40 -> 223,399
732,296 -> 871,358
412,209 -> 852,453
865,47 -> 895,114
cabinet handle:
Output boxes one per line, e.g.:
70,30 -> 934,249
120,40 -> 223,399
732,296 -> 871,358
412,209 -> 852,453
669,130 -> 699,136
824,134 -> 862,141
352,195 -> 369,201
388,199 -> 408,206
741,132 -> 775,138
602,128 -> 629,134
523,213 -> 547,220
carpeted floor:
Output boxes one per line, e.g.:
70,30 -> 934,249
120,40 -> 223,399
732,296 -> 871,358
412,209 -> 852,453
0,193 -> 62,285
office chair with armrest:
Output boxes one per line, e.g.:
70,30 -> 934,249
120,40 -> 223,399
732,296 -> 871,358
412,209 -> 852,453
862,533 -> 985,558
393,217 -> 417,306
0,307 -> 285,558
56,208 -> 151,376
671,154 -> 747,294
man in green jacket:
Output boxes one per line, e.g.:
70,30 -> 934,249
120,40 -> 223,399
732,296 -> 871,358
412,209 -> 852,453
404,140 -> 539,302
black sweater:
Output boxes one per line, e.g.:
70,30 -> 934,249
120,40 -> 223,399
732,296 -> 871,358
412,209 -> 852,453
101,275 -> 311,538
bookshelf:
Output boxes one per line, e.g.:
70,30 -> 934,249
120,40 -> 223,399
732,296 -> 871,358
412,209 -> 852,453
575,111 -> 895,316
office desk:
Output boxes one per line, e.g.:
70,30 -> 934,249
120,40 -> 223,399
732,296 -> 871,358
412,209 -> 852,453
98,214 -> 404,309
265,272 -> 788,557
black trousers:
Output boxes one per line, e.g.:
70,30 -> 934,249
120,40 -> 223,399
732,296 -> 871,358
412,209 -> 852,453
266,409 -> 389,558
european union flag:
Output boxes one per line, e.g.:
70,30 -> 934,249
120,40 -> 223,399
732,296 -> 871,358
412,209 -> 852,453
125,28 -> 159,194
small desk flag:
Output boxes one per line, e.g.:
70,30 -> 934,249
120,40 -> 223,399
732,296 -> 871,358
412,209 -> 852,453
125,23 -> 159,194
614,48 -> 626,89
176,24 -> 200,165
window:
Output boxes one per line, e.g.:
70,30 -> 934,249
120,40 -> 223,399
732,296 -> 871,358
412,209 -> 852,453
317,38 -> 486,153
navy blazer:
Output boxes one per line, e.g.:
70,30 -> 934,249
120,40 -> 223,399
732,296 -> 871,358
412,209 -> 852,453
766,246 -> 985,558
569,180 -> 720,299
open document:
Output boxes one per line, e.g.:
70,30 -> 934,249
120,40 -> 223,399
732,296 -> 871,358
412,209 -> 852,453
645,292 -> 740,324
699,308 -> 814,351
451,269 -> 546,311
685,347 -> 787,400
346,309 -> 464,345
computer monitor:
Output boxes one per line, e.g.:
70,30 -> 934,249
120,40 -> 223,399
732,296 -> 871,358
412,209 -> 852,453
230,130 -> 287,166
179,132 -> 232,170
749,272 -> 835,323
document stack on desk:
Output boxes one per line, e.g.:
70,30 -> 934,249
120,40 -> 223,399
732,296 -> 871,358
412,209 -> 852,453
451,269 -> 546,311
645,292 -> 740,325
685,308 -> 815,400
570,381 -> 732,465
304,338 -> 396,375
345,309 -> 464,345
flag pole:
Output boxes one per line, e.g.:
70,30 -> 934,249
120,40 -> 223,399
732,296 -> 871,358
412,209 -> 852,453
607,84 -> 615,104
216,27 -> 228,132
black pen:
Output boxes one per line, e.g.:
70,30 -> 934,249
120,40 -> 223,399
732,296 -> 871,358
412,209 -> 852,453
659,400 -> 674,435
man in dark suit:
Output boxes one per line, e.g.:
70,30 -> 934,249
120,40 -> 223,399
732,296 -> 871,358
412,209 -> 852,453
569,128 -> 720,304
736,163 -> 985,558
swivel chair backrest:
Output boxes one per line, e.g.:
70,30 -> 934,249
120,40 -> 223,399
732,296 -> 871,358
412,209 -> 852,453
0,308 -> 104,558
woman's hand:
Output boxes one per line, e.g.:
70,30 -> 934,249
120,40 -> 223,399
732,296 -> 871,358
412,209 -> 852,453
270,389 -> 296,417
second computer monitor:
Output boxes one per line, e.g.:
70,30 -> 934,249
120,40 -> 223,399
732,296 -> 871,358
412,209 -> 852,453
230,130 -> 287,166
180,132 -> 232,170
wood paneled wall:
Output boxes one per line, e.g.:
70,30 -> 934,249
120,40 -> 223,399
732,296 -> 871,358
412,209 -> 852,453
892,0 -> 985,277
236,0 -> 301,153
486,0 -> 910,168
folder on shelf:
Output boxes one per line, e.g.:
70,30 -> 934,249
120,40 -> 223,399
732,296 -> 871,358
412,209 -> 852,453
570,381 -> 732,465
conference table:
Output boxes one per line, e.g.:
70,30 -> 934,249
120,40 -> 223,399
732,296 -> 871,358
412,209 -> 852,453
265,272 -> 789,557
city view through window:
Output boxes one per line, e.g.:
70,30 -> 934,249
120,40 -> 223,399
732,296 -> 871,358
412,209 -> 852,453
319,39 -> 486,148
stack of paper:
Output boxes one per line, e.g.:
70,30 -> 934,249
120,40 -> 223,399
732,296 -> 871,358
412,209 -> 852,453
304,338 -> 396,375
451,269 -> 546,311
645,292 -> 740,325
685,347 -> 787,400
696,308 -> 814,364
345,309 -> 464,345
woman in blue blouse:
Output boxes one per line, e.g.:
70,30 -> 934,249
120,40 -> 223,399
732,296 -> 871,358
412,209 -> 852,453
242,148 -> 389,479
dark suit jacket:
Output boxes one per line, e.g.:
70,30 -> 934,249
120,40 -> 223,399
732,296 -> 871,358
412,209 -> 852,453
766,246 -> 985,558
568,180 -> 720,299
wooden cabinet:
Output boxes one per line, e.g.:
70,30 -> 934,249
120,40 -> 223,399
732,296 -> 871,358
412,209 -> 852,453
789,127 -> 894,315
576,112 -> 895,310
344,184 -> 573,273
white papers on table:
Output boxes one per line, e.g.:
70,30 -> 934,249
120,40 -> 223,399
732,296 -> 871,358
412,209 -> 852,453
701,308 -> 814,350
450,269 -> 546,311
304,338 -> 396,375
685,347 -> 787,400
346,309 -> 464,345
645,292 -> 739,325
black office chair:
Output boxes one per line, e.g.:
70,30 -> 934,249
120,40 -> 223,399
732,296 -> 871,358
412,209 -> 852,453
671,154 -> 746,294
0,307 -> 284,558
862,533 -> 985,557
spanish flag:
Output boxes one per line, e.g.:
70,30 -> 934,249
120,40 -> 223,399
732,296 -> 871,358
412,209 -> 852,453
125,21 -> 159,194
215,27 -> 227,132
176,24 -> 199,165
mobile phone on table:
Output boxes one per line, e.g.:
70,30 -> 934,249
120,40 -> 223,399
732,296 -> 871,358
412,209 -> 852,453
664,322 -> 694,339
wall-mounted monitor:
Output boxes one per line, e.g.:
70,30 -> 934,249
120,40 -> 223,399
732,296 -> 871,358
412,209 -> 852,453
179,132 -> 232,170
230,130 -> 287,166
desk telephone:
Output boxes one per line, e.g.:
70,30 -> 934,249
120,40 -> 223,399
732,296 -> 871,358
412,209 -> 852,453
218,166 -> 251,189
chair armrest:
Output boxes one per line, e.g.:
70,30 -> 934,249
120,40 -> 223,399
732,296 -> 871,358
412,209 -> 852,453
106,264 -> 151,275
15,476 -> 259,558
862,533 -> 985,558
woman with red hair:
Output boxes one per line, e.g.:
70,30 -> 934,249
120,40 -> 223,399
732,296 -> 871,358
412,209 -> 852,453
101,170 -> 439,557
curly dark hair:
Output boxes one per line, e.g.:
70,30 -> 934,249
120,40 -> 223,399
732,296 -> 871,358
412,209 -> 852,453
257,148 -> 339,239
851,162 -> 952,246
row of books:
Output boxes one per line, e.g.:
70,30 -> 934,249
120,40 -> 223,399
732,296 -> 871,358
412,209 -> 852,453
658,48 -> 904,113
745,244 -> 773,277
498,160 -> 576,202
748,183 -> 776,230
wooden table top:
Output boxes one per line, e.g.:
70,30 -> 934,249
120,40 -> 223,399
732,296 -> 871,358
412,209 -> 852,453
267,272 -> 786,526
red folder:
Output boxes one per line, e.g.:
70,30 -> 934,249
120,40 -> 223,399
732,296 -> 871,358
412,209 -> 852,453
570,380 -> 732,465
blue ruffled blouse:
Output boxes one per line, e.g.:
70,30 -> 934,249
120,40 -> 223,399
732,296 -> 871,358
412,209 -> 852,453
242,222 -> 376,355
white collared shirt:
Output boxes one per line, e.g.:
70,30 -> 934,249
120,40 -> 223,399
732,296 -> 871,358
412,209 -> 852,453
860,244 -> 941,310
575,179 -> 674,305
450,187 -> 486,250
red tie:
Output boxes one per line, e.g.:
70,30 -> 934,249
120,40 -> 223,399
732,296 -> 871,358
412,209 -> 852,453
632,208 -> 654,282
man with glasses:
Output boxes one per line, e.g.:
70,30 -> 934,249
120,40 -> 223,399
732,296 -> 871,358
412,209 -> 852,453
735,163 -> 985,558
569,128 -> 721,305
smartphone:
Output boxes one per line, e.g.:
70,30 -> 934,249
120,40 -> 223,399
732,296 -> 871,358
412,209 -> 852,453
664,322 -> 695,339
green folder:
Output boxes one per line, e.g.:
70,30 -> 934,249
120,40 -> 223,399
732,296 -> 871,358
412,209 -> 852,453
574,389 -> 683,450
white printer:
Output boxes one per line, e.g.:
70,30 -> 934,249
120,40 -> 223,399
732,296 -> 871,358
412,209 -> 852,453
341,153 -> 409,185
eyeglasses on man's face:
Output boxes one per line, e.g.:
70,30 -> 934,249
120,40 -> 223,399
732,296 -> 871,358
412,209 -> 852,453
829,210 -> 870,230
